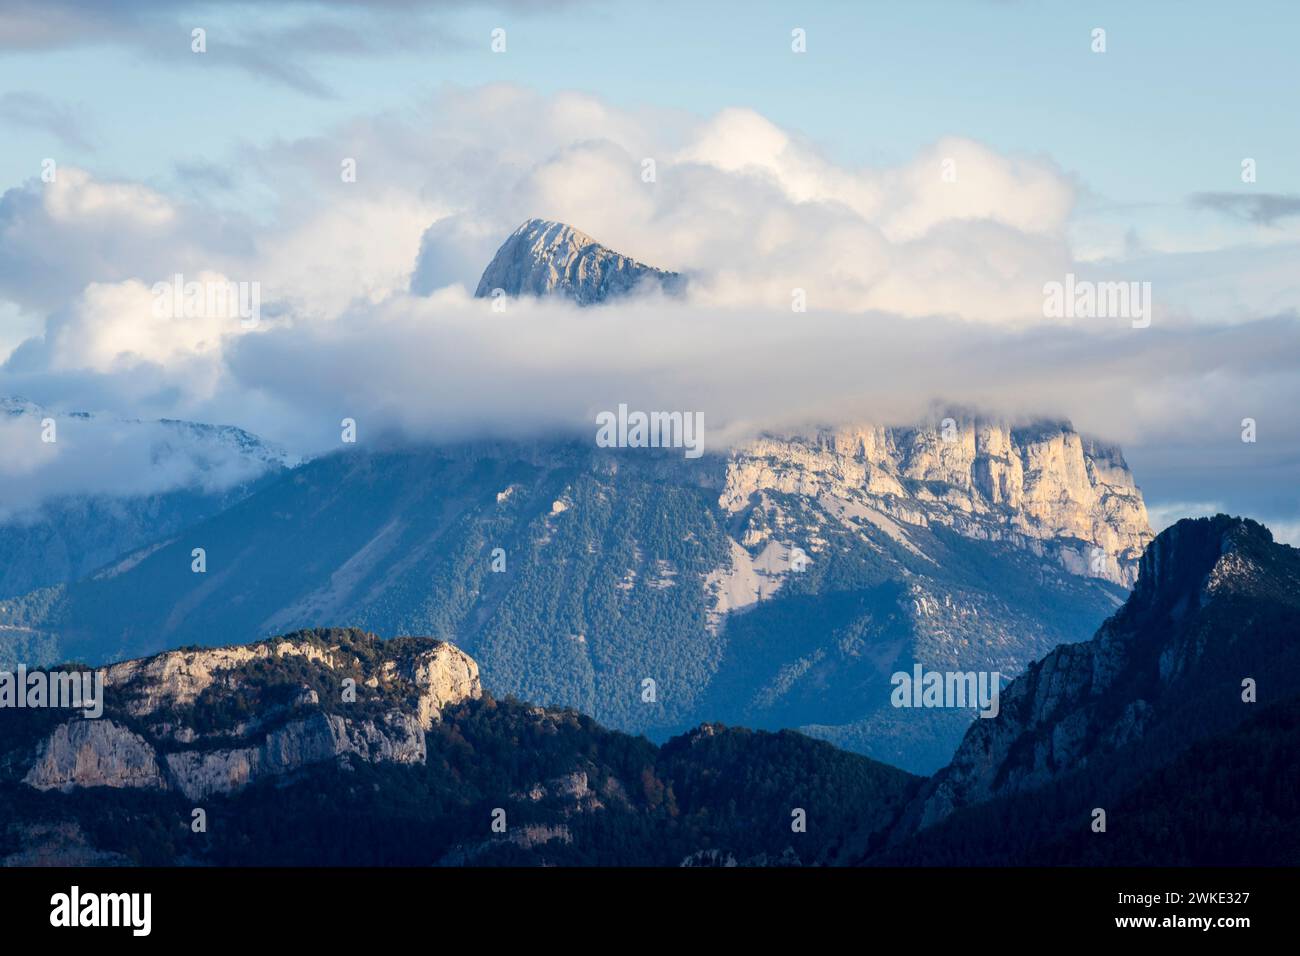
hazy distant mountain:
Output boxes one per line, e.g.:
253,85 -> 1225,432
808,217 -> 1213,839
474,219 -> 685,304
875,515 -> 1300,865
0,397 -> 294,618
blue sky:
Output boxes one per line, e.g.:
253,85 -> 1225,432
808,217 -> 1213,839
2,0 -> 1296,221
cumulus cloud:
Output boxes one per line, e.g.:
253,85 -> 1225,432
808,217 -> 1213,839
677,112 -> 1073,240
401,91 -> 1079,319
0,167 -> 221,313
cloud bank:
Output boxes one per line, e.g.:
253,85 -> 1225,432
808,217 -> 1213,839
0,86 -> 1297,531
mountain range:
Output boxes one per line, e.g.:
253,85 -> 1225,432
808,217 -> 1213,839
0,221 -> 1157,774
0,222 -> 1291,866
1,515 -> 1293,866
0,426 -> 1147,773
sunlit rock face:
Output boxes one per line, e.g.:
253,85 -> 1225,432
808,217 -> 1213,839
722,418 -> 1153,588
9,629 -> 481,800
474,219 -> 685,304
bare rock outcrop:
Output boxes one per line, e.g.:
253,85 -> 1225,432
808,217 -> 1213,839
22,719 -> 166,792
475,219 -> 684,304
719,418 -> 1152,588
162,711 -> 427,799
8,629 -> 481,799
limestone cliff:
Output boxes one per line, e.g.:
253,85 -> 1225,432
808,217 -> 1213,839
719,418 -> 1152,590
23,719 -> 166,792
7,628 -> 480,800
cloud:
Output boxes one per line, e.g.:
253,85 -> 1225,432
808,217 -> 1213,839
1144,502 -> 1300,547
0,88 -> 1085,324
1189,192 -> 1300,226
217,287 -> 1300,456
0,0 -> 120,51
389,87 -> 1081,320
0,400 -> 289,519
1144,500 -> 1226,533
1264,520 -> 1300,547
172,160 -> 237,192
0,167 -> 224,313
0,1 -> 505,96
0,162 -> 426,321
676,112 -> 1073,240
0,86 -> 1298,529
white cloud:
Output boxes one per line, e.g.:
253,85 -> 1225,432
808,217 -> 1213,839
45,278 -> 230,374
398,91 -> 1079,319
42,167 -> 174,225
214,287 -> 1300,460
1265,520 -> 1300,547
0,402 -> 290,519
677,113 -> 1072,241
0,166 -> 226,313
1144,500 -> 1226,533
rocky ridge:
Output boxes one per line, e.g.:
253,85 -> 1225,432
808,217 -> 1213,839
6,628 -> 480,800
0,640 -> 919,867
900,515 -> 1300,833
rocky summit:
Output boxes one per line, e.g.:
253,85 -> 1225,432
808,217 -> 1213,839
474,218 -> 685,304
889,515 -> 1300,845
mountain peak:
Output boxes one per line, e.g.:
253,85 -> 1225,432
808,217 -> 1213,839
474,218 -> 684,305
900,513 -> 1300,833
519,217 -> 595,246
1130,513 -> 1276,611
